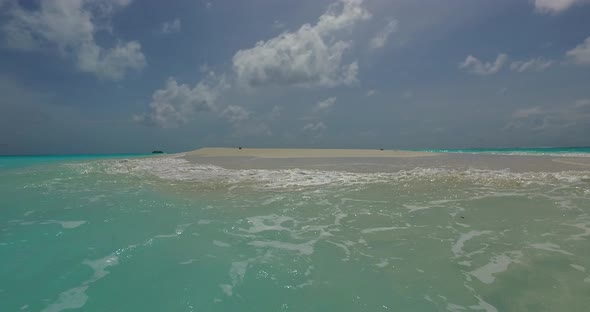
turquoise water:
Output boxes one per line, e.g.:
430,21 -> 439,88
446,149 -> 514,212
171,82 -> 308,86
1,154 -> 590,311
415,147 -> 590,157
0,154 -> 152,170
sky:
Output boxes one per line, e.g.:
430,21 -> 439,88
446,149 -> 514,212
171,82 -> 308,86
1,0 -> 590,154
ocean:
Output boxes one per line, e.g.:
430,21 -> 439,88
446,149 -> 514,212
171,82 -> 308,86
1,151 -> 590,311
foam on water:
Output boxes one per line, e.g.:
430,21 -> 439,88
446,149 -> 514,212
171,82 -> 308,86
563,221 -> 590,240
3,153 -> 590,311
213,240 -> 231,248
360,226 -> 408,234
529,242 -> 574,255
42,255 -> 118,312
49,220 -> 87,229
248,240 -> 317,255
41,286 -> 89,312
470,296 -> 499,312
242,215 -> 295,233
68,155 -> 590,190
452,231 -> 492,258
19,220 -> 87,229
470,251 -> 523,284
220,261 -> 249,296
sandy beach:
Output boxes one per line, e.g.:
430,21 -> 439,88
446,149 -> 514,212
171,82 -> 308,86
182,148 -> 590,173
187,148 -> 436,158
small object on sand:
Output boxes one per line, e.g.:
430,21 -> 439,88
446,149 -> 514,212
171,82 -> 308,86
238,147 -> 242,150
380,148 -> 384,151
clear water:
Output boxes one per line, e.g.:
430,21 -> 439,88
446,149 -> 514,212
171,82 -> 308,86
1,155 -> 590,311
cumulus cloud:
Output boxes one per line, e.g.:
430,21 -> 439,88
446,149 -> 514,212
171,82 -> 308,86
369,19 -> 398,49
77,40 -> 145,79
135,73 -> 273,134
459,54 -> 508,75
159,18 -> 181,34
1,0 -> 145,80
134,73 -> 228,128
510,58 -> 553,72
232,0 -> 371,88
221,105 -> 274,137
312,97 -> 337,113
533,0 -> 589,14
566,36 -> 590,65
302,121 -> 327,133
222,105 -> 250,123
299,97 -> 336,122
505,100 -> 590,132
138,0 -> 370,129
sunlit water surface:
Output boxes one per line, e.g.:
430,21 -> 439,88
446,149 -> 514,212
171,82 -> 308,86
1,155 -> 590,311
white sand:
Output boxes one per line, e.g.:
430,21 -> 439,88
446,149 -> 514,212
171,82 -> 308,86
181,148 -> 590,173
187,148 -> 435,158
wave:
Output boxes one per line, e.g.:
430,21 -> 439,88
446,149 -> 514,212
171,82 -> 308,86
66,155 -> 590,190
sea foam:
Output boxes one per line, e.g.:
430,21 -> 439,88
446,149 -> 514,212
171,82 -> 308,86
69,155 -> 590,190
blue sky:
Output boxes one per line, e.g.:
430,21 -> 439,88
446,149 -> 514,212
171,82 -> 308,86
1,0 -> 590,154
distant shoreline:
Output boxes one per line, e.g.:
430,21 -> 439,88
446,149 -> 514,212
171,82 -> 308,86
181,147 -> 590,173
186,148 -> 437,158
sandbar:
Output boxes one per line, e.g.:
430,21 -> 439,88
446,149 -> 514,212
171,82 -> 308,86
187,148 -> 435,158
180,148 -> 590,173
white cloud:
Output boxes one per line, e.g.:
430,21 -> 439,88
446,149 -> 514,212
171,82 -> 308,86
232,0 -> 371,89
272,20 -> 286,30
566,36 -> 590,65
134,73 -> 228,128
159,18 -> 181,34
511,106 -> 544,119
509,58 -> 553,72
302,121 -> 327,132
533,0 -> 589,14
138,0 -> 369,128
222,105 -> 250,123
1,0 -> 145,80
366,89 -> 377,97
369,19 -> 398,49
313,97 -> 337,113
459,54 -> 508,75
221,105 -> 274,137
299,97 -> 336,122
77,41 -> 145,80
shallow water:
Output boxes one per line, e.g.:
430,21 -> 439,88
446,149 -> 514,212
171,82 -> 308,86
1,155 -> 590,311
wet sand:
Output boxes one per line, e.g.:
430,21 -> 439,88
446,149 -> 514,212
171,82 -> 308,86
187,148 -> 435,158
182,148 -> 590,173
